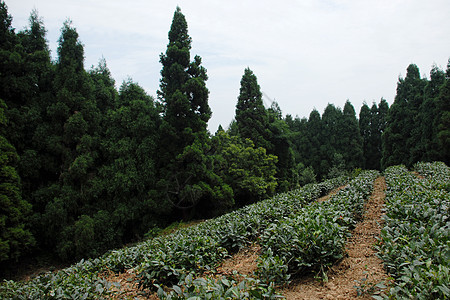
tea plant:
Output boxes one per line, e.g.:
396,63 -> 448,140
0,259 -> 113,299
136,176 -> 348,290
257,170 -> 379,283
156,272 -> 284,299
377,163 -> 450,299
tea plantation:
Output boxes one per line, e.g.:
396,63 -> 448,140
1,163 -> 448,299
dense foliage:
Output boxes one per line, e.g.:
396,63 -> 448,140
378,162 -> 449,299
0,0 -> 448,277
257,170 -> 379,284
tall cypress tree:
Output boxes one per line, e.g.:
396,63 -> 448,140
157,7 -> 214,218
235,68 -> 271,150
15,10 -> 54,207
321,104 -> 342,175
0,99 -> 34,263
359,103 -> 371,169
411,65 -> 446,163
341,100 -> 363,170
437,60 -> 450,164
382,64 -> 426,168
306,109 -> 324,178
267,102 -> 295,191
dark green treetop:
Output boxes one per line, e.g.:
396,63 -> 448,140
341,100 -> 363,170
235,68 -> 271,150
157,7 -> 213,218
0,99 -> 35,263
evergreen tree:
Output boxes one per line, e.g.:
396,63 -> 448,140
285,115 -> 309,179
382,64 -> 426,168
0,99 -> 34,263
321,104 -> 342,175
372,99 -> 389,170
412,65 -> 446,163
306,109 -> 324,178
92,80 -> 163,252
158,7 -> 211,159
359,103 -> 371,169
436,60 -> 450,164
0,1 -> 18,105
267,102 -> 295,191
39,20 -> 98,260
340,100 -> 363,170
14,10 -> 54,207
157,7 -> 214,218
89,58 -> 117,113
361,99 -> 389,170
235,68 -> 271,150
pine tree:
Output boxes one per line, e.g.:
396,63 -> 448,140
267,102 -> 295,191
0,99 -> 34,263
382,64 -> 426,168
341,100 -> 363,170
14,10 -> 54,207
235,68 -> 271,150
157,7 -> 213,218
306,109 -> 324,178
321,104 -> 342,175
436,59 -> 450,164
359,103 -> 371,169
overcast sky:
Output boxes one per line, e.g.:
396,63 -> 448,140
7,0 -> 450,132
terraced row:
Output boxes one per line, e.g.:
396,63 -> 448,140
379,162 -> 449,299
157,170 -> 379,299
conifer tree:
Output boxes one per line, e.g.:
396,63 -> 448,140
306,109 -> 324,178
359,103 -> 371,169
0,99 -> 34,263
341,100 -> 363,170
235,68 -> 271,150
437,60 -> 450,164
39,20 -> 99,260
410,65 -> 445,163
14,10 -> 54,206
267,102 -> 295,191
158,7 -> 211,159
382,64 -> 426,168
157,7 -> 215,218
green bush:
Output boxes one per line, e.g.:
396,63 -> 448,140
378,163 -> 450,299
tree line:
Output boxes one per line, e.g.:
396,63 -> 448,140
0,2 -> 448,269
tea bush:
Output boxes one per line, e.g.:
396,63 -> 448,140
258,170 -> 379,283
378,163 -> 450,299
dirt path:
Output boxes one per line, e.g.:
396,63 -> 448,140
280,176 -> 390,299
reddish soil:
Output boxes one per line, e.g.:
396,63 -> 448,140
317,185 -> 348,203
216,243 -> 261,277
104,268 -> 158,300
